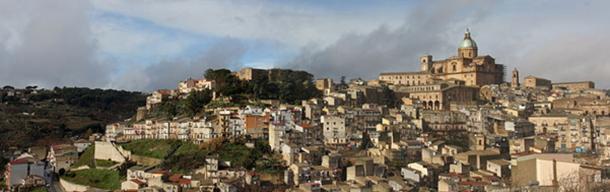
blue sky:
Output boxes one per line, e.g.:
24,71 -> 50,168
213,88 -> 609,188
1,0 -> 609,91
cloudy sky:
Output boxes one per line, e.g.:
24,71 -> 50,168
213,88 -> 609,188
1,0 -> 609,91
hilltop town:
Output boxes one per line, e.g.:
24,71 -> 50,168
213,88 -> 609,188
3,31 -> 610,192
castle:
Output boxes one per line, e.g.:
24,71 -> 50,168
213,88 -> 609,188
379,29 -> 505,87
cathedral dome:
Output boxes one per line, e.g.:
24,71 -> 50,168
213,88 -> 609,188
460,29 -> 477,48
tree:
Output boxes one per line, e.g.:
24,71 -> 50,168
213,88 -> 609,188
181,90 -> 213,115
204,69 -> 243,97
160,100 -> 179,119
380,85 -> 398,107
360,131 -> 374,150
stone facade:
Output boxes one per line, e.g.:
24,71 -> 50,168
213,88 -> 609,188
379,30 -> 505,87
523,76 -> 552,89
552,81 -> 595,91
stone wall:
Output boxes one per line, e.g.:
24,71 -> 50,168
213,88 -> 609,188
60,178 -> 89,192
130,155 -> 163,166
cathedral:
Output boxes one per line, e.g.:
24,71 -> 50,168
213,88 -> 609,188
379,29 -> 505,87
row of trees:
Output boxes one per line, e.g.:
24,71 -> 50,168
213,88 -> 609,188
155,89 -> 214,118
154,68 -> 321,118
204,68 -> 321,104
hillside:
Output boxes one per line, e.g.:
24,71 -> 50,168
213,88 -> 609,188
0,87 -> 146,151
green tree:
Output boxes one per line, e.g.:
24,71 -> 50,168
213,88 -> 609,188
160,100 -> 179,119
181,90 -> 213,115
360,131 -> 374,150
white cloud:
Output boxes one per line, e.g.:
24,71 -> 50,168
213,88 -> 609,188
91,15 -> 201,64
0,0 -> 111,88
90,0 -> 405,48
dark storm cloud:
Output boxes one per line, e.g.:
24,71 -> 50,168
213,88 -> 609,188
287,0 -> 497,80
514,33 -> 610,87
0,1 -> 111,88
110,38 -> 248,91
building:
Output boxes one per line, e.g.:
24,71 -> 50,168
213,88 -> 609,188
552,81 -> 595,91
396,80 -> 479,110
511,68 -> 520,88
243,114 -> 269,139
47,144 -> 78,173
379,29 -> 505,87
321,115 -> 348,144
3,154 -> 47,191
177,78 -> 215,94
146,89 -> 175,110
315,78 -> 334,91
511,153 -> 601,190
523,76 -> 552,89
235,67 -> 268,81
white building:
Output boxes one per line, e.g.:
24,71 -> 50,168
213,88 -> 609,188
321,115 -> 348,144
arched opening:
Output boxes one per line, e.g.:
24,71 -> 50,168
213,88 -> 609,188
434,101 -> 441,110
428,101 -> 434,110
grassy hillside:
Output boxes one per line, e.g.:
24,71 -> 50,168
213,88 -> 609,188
62,169 -> 122,190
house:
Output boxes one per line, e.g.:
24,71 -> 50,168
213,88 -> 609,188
511,153 -> 602,190
486,159 -> 510,178
121,179 -> 147,191
73,139 -> 92,153
47,144 -> 78,173
321,115 -> 348,144
3,153 -> 47,191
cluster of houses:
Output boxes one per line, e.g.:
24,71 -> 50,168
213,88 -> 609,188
4,65 -> 610,191
3,140 -> 91,191
95,67 -> 610,191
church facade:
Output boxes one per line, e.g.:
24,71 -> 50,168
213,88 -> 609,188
379,30 -> 505,87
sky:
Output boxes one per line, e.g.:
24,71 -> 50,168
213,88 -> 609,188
0,0 -> 609,91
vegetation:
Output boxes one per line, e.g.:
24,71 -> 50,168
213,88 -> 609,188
379,85 -> 399,108
151,68 -> 320,118
162,148 -> 209,173
72,146 -> 95,168
217,139 -> 273,169
444,132 -> 470,149
218,143 -> 255,168
62,169 -> 121,190
121,139 -> 184,159
0,87 -> 145,151
95,159 -> 118,167
174,142 -> 201,156
204,68 -> 321,104
360,131 -> 374,150
181,89 -> 213,116
0,157 -> 8,174
30,187 -> 48,192
160,138 -> 283,174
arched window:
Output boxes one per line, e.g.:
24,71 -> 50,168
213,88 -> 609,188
453,64 -> 457,72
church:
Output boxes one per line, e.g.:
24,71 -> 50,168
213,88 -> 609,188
379,29 -> 505,87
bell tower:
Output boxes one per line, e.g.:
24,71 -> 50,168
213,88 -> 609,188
511,68 -> 520,88
420,55 -> 433,72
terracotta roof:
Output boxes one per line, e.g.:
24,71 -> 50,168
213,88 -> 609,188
178,178 -> 191,185
10,157 -> 31,165
300,123 -> 313,129
168,174 -> 183,182
130,179 -> 146,186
